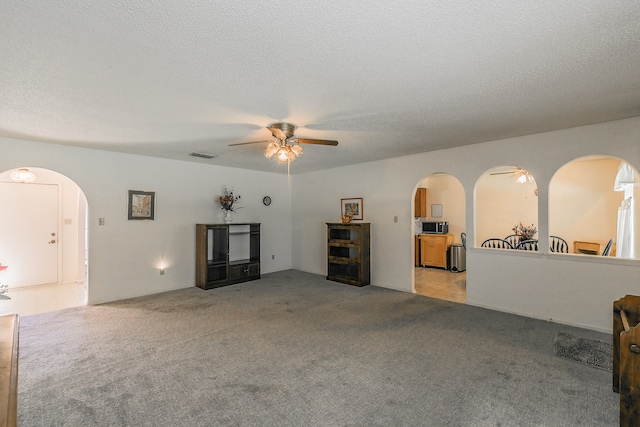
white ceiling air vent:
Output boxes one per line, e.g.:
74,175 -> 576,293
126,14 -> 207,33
190,152 -> 216,159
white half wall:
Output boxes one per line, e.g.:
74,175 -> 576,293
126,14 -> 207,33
0,137 -> 293,304
292,117 -> 640,332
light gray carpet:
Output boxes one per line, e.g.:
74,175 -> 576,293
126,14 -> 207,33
18,270 -> 618,426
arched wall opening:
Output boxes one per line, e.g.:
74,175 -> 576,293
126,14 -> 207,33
0,166 -> 88,312
475,166 -> 538,249
550,155 -> 639,258
412,173 -> 466,303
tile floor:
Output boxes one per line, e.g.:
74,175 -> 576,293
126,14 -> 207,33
414,267 -> 466,303
0,282 -> 87,317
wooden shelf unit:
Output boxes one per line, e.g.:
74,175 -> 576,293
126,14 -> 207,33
196,223 -> 260,289
326,223 -> 370,287
0,314 -> 18,427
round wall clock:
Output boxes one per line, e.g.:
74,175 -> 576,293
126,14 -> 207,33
262,196 -> 272,206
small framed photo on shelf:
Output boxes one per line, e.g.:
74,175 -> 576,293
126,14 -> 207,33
128,190 -> 155,220
341,198 -> 363,221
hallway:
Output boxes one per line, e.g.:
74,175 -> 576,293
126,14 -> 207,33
414,267 -> 466,303
0,283 -> 86,316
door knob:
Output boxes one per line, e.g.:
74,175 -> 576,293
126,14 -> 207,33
49,240 -> 56,244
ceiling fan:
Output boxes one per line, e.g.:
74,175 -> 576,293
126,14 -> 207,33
490,167 -> 534,183
229,122 -> 338,163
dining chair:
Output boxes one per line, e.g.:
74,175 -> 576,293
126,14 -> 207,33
481,238 -> 514,249
504,234 -> 520,248
549,236 -> 569,253
516,239 -> 539,251
602,238 -> 614,256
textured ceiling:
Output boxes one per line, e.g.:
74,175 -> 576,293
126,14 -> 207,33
2,1 -> 639,174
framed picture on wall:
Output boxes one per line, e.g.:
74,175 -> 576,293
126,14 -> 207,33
341,198 -> 363,221
128,190 -> 155,220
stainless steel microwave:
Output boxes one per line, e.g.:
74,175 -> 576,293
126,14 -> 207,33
422,221 -> 448,234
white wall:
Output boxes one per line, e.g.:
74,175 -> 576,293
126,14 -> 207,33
292,117 -> 640,332
0,137 -> 293,304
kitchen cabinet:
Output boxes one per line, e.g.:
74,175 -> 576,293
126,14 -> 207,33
419,234 -> 453,269
414,188 -> 427,218
415,235 -> 420,267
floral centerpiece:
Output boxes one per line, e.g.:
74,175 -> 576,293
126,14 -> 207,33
512,222 -> 537,241
218,187 -> 241,211
218,187 -> 241,223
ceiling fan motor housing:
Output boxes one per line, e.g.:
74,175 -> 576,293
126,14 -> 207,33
268,122 -> 297,140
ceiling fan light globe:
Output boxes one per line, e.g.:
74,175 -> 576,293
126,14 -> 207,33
277,147 -> 289,161
286,149 -> 296,161
264,142 -> 279,159
291,144 -> 303,156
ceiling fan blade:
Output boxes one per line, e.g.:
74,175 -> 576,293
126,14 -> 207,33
490,172 -> 515,175
228,140 -> 269,147
295,138 -> 339,146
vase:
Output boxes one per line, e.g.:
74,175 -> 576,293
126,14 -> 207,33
224,210 -> 232,224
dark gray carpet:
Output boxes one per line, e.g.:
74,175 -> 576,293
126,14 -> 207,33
17,270 -> 618,426
554,332 -> 613,372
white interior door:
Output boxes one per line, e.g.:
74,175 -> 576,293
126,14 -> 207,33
0,182 -> 59,287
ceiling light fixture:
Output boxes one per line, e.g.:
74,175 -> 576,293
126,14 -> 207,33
10,168 -> 36,183
515,170 -> 534,183
490,167 -> 534,184
228,122 -> 337,169
264,139 -> 303,162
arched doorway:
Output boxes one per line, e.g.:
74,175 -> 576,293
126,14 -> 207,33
0,167 -> 88,315
412,173 -> 466,303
